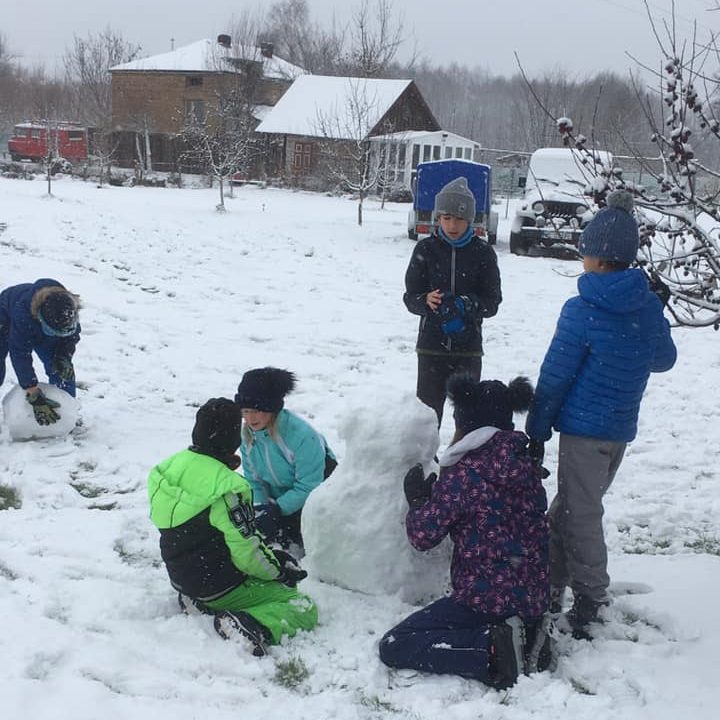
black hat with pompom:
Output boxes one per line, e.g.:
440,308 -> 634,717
234,367 -> 296,413
447,374 -> 535,433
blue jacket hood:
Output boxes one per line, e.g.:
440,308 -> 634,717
577,268 -> 649,314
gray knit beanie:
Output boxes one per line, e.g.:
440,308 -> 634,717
433,177 -> 476,223
578,190 -> 639,264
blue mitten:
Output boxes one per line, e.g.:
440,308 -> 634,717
438,294 -> 467,335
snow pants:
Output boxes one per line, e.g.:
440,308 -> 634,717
416,353 -> 482,425
205,577 -> 318,644
379,597 -> 496,682
549,433 -> 626,602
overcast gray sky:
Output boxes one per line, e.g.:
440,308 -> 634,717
3,0 -> 718,78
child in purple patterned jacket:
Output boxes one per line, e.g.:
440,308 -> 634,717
379,374 -> 551,689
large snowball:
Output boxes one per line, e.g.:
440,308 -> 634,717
2,383 -> 79,441
303,392 -> 451,604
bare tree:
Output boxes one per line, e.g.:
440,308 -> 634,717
181,91 -> 257,211
346,0 -> 405,77
63,28 -> 140,174
316,80 -> 384,225
63,28 -> 141,128
517,1 -> 720,329
263,0 -> 346,75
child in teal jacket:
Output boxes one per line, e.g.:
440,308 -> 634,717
235,368 -> 336,553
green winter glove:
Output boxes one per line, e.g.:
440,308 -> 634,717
27,390 -> 61,425
52,355 -> 75,383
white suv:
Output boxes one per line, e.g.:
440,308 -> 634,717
510,148 -> 611,256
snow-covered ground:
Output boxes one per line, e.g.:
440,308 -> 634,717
1,177 -> 719,720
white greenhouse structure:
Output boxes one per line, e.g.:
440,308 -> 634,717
368,130 -> 480,192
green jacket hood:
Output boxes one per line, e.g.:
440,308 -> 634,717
148,449 -> 249,529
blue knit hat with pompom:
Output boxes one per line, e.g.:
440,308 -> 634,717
578,189 -> 639,264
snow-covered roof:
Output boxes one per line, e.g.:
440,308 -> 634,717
255,75 -> 413,140
252,105 -> 274,122
110,39 -> 305,81
369,129 -> 478,147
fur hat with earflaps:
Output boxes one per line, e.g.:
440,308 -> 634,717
31,285 -> 80,337
191,398 -> 243,461
447,374 -> 535,434
234,368 -> 296,414
578,189 -> 639,264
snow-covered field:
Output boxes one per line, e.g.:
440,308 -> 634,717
1,177 -> 719,720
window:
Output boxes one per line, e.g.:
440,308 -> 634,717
432,145 -> 441,160
185,76 -> 203,87
292,142 -> 313,174
398,144 -> 406,166
445,147 -> 453,159
411,143 -> 420,169
455,147 -> 463,158
31,129 -> 42,139
422,145 -> 431,162
464,147 -> 472,159
184,99 -> 206,125
68,130 -> 84,141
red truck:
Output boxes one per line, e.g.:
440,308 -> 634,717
8,122 -> 89,163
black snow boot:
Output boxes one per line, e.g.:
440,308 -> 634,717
565,594 -> 609,640
213,611 -> 270,657
487,616 -> 525,690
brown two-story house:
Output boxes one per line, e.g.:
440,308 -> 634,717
110,35 -> 304,171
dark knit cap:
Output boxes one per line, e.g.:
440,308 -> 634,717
434,177 -> 476,223
578,189 -> 639,264
234,367 -> 296,413
191,398 -> 243,458
447,374 -> 534,434
40,292 -> 78,333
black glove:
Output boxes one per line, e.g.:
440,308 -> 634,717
527,439 -> 550,479
274,549 -> 308,587
254,502 -> 281,543
51,355 -> 75,383
403,463 -> 437,509
27,390 -> 61,425
648,271 -> 671,307
437,294 -> 468,336
527,439 -> 545,467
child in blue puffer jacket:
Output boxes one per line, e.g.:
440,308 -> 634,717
234,367 -> 336,554
525,190 -> 677,638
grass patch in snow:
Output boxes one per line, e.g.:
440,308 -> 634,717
0,483 -> 22,510
273,656 -> 310,689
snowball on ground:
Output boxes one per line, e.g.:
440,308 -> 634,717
2,383 -> 79,441
303,391 -> 451,604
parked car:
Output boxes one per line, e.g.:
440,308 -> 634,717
8,122 -> 89,164
408,159 -> 498,244
509,147 -> 611,256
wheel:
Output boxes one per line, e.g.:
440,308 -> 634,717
408,229 -> 418,241
509,232 -> 531,255
10,153 -> 21,162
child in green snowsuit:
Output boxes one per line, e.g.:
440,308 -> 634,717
147,398 -> 318,650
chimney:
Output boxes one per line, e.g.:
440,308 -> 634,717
260,41 -> 274,59
217,34 -> 231,49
